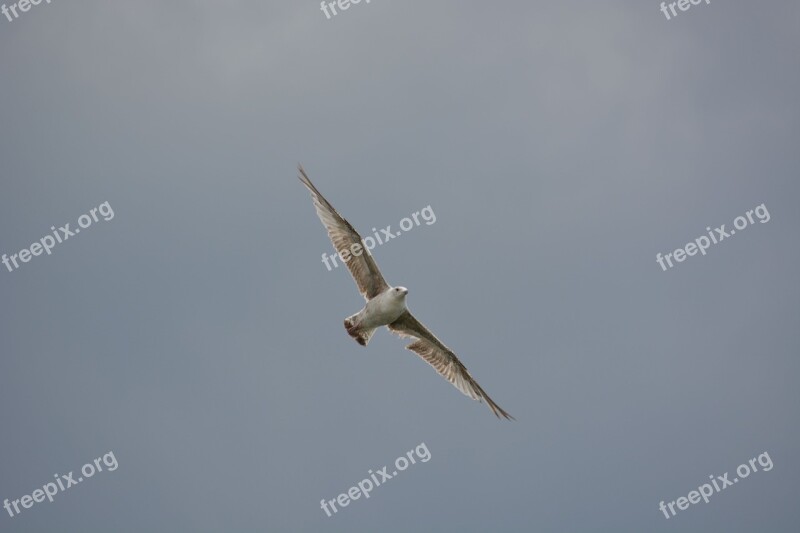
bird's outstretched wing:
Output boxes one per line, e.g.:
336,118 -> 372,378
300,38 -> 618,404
297,165 -> 389,300
388,311 -> 514,420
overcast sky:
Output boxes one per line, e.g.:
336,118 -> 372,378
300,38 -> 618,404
1,1 -> 798,532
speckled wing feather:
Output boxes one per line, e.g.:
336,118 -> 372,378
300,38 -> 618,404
298,165 -> 389,300
388,311 -> 514,420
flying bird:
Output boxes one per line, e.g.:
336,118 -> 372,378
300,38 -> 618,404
297,165 -> 513,420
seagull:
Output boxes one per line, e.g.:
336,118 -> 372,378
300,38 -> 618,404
297,165 -> 513,420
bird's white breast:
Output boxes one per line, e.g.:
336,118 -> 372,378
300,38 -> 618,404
361,290 -> 407,327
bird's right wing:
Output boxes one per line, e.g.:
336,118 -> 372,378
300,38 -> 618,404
388,311 -> 514,420
298,165 -> 389,300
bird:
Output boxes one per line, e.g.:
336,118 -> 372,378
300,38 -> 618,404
297,164 -> 514,420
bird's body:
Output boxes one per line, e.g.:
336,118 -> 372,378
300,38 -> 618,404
345,287 -> 408,338
297,165 -> 513,419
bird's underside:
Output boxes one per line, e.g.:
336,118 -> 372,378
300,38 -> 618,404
297,164 -> 514,420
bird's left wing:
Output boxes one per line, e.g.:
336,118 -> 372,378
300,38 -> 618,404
297,165 -> 389,300
387,311 -> 514,420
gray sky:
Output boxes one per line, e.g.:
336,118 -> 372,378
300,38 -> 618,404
1,1 -> 798,532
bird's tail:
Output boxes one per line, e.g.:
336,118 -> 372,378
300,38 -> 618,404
344,315 -> 376,347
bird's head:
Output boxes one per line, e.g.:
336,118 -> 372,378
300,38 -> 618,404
391,286 -> 409,299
